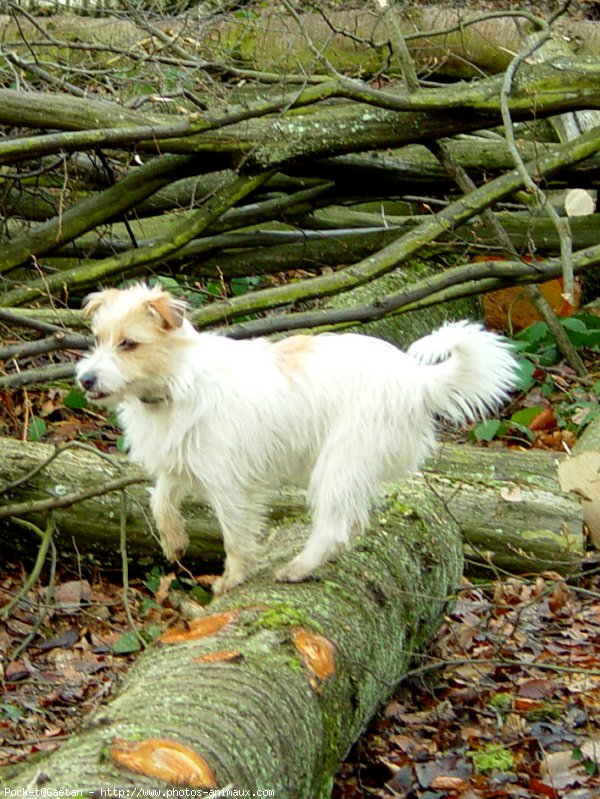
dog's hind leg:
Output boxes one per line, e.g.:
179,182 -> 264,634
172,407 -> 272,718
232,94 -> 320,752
210,492 -> 265,595
275,446 -> 374,583
151,472 -> 189,562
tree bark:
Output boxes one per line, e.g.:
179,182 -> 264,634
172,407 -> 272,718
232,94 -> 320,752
0,436 -> 584,576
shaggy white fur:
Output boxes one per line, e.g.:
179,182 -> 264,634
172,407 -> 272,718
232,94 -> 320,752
77,283 -> 519,593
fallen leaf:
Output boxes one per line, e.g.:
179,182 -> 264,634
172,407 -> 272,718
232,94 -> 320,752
540,749 -> 583,790
4,660 -> 29,681
529,408 -> 557,431
53,580 -> 92,614
581,736 -> 600,764
430,775 -> 469,791
38,627 -> 80,651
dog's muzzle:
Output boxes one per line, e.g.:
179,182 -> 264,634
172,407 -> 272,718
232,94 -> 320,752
78,371 -> 110,401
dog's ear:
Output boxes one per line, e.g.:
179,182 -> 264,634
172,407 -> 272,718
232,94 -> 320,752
146,291 -> 186,330
81,289 -> 119,320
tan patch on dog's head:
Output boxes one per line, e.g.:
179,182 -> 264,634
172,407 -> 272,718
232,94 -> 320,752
83,286 -> 185,345
273,335 -> 314,378
146,291 -> 186,330
81,285 -> 190,395
82,288 -> 121,320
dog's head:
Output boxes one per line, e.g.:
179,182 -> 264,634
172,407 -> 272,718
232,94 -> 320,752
76,284 -> 190,406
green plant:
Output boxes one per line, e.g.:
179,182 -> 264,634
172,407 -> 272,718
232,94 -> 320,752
472,314 -> 600,443
470,743 -> 515,773
27,416 -> 46,442
489,691 -> 513,712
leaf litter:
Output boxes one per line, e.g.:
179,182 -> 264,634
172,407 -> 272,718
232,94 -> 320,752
333,572 -> 600,798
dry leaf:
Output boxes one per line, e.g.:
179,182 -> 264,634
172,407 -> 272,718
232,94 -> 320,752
430,776 -> 469,791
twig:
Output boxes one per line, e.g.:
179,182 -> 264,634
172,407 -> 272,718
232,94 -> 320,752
0,154 -> 198,274
0,171 -> 274,307
0,440 -> 127,494
0,516 -> 54,620
498,19 -> 587,376
0,308 -> 69,335
10,535 -> 57,660
220,245 -> 600,338
119,490 -> 147,650
0,473 -> 147,521
0,332 -> 90,361
373,0 -> 419,91
0,363 -> 76,389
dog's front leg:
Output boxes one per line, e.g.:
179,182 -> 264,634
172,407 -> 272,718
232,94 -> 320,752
210,493 -> 263,595
151,472 -> 189,562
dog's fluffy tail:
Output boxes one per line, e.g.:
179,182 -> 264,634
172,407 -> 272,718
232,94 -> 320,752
407,321 -> 519,424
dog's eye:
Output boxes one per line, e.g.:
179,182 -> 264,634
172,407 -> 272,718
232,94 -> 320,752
118,339 -> 139,352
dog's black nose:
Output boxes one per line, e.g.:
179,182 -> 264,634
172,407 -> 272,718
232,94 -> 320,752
79,372 -> 97,391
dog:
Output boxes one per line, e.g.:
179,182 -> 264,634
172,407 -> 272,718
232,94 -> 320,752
76,283 -> 519,594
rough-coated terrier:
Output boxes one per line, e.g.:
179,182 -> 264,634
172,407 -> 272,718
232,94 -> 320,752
77,283 -> 518,594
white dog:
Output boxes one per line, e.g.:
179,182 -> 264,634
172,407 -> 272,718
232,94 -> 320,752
76,283 -> 518,594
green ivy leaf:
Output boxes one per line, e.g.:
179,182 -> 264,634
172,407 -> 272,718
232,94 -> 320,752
28,417 -> 47,442
63,388 -> 88,410
509,406 -> 545,427
112,631 -> 142,654
471,418 -> 503,442
515,357 -> 537,392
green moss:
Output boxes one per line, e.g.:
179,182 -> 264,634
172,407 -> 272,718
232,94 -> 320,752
285,656 -> 304,674
489,692 -> 513,712
526,702 -> 562,722
250,603 -> 323,633
471,744 -> 515,774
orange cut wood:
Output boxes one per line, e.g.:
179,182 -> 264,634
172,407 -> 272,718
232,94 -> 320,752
159,611 -> 237,644
195,649 -> 243,663
293,628 -> 336,682
110,737 -> 216,787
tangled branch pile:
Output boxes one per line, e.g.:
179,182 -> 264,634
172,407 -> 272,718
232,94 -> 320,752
1,1 -> 600,384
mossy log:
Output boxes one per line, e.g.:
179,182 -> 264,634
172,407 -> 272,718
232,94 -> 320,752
2,7 -> 599,81
2,471 -> 463,795
0,436 -> 584,577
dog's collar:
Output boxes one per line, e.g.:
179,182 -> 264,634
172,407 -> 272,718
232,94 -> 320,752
139,394 -> 170,405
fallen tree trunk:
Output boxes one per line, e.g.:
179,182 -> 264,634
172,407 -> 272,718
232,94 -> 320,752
2,475 -> 463,795
0,436 -> 584,576
2,6 -> 598,81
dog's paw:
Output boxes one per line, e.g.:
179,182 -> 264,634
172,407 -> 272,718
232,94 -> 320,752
275,559 -> 313,584
159,526 -> 189,563
212,572 -> 245,596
